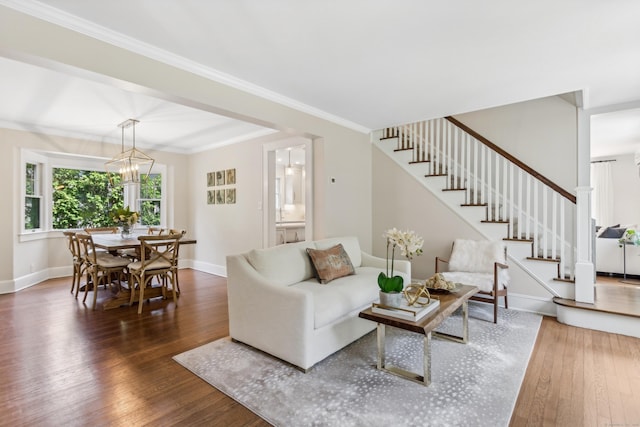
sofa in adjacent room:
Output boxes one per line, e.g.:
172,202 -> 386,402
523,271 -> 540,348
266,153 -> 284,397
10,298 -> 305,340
595,224 -> 640,276
226,236 -> 411,371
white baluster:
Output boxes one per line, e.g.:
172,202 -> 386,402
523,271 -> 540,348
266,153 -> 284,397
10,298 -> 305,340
453,126 -> 459,188
542,186 -> 548,258
526,174 -> 531,240
560,200 -> 566,279
552,192 -> 558,261
533,180 -> 539,257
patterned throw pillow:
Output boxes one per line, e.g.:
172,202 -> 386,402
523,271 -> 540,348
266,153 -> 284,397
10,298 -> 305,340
306,244 -> 355,284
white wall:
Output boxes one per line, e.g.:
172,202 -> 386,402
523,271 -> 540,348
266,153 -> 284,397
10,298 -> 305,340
372,148 -> 483,280
190,137 -> 265,274
454,95 -> 578,192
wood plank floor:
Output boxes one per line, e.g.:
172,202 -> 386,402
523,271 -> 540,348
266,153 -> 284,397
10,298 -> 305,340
1,270 -> 639,426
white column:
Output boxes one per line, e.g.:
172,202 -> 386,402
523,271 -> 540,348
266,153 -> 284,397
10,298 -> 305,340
574,107 -> 595,304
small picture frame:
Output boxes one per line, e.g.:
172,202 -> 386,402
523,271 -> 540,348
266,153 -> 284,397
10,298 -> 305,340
226,168 -> 236,185
215,189 -> 225,204
207,190 -> 215,204
216,171 -> 225,186
226,188 -> 236,204
207,172 -> 215,187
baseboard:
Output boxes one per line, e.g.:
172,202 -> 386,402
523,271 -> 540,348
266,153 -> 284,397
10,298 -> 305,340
190,260 -> 227,277
1,259 -> 208,294
505,293 -> 557,317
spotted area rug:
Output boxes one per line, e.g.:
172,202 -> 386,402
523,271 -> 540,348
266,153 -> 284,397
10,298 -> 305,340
174,304 -> 541,427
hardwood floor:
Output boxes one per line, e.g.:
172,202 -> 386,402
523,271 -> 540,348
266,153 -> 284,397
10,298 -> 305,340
0,270 -> 269,426
1,270 -> 639,426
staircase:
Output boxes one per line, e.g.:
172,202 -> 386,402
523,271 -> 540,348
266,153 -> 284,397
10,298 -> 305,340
375,117 -> 577,301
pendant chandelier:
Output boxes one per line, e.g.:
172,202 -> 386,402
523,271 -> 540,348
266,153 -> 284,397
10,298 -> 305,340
105,119 -> 154,186
285,149 -> 294,175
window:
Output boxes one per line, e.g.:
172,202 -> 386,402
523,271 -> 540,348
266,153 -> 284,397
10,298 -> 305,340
21,150 -> 166,234
52,168 -> 123,229
24,162 -> 42,230
138,173 -> 162,226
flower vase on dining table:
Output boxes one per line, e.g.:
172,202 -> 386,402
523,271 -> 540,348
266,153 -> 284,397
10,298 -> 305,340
120,223 -> 132,239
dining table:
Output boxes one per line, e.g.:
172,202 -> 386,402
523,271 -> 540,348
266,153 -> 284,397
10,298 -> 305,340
90,233 -> 197,310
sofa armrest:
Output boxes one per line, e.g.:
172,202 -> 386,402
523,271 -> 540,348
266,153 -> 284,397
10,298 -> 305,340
361,251 -> 411,279
226,254 -> 314,351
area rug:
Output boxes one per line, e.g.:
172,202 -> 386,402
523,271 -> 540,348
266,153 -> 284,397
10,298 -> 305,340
174,304 -> 541,427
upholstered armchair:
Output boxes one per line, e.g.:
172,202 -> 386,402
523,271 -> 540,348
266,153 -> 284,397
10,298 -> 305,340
435,239 -> 509,323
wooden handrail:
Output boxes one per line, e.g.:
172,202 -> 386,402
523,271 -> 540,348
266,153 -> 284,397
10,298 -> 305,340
445,116 -> 576,204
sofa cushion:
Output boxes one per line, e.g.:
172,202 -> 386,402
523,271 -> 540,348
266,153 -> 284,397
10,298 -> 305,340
598,225 -> 626,239
448,239 -> 506,274
306,244 -> 355,284
291,266 -> 380,329
247,241 -> 316,285
313,236 -> 362,268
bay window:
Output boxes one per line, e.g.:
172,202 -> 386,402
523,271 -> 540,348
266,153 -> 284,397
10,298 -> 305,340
21,149 -> 165,234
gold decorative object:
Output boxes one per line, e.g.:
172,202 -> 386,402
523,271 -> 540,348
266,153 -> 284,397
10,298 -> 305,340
425,273 -> 457,291
403,283 -> 431,307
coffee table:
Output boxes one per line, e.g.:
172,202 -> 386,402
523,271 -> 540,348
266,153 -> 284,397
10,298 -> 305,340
359,284 -> 477,386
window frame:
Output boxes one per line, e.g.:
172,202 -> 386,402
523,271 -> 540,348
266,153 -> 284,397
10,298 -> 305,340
21,150 -> 48,234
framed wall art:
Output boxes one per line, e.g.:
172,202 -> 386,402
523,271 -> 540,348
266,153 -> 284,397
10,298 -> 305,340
226,168 -> 236,185
226,188 -> 236,204
215,189 -> 225,204
216,170 -> 225,186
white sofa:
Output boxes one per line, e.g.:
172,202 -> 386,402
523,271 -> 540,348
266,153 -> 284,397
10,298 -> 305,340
226,236 -> 411,371
596,235 -> 640,276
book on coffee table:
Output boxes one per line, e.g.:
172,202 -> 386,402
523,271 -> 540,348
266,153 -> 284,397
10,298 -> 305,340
372,298 -> 440,321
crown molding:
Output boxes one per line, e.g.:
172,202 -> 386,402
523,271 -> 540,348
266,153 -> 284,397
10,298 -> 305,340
0,0 -> 370,135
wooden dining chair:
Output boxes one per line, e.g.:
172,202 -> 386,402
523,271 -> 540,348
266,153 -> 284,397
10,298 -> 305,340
63,231 -> 85,297
167,229 -> 187,293
76,233 -> 131,310
128,233 -> 183,314
84,227 -> 118,234
147,227 -> 165,235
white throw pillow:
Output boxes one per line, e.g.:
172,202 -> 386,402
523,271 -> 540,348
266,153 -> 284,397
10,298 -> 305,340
448,239 -> 506,274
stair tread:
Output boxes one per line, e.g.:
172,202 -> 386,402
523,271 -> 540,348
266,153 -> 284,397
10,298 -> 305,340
527,256 -> 561,263
442,188 -> 467,192
481,220 -> 509,224
408,160 -> 431,164
553,277 -> 575,283
461,203 -> 489,207
393,148 -> 412,152
503,237 -> 534,242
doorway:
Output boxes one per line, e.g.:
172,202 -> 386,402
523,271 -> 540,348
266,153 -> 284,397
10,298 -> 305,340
262,137 -> 313,247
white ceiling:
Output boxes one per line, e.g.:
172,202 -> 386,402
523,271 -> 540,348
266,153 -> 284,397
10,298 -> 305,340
1,0 -> 640,156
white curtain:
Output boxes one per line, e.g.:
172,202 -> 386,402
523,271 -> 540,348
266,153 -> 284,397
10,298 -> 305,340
591,162 -> 614,227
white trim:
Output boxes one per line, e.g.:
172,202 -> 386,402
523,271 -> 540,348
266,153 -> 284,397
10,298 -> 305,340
0,0 -> 370,135
507,293 -> 557,317
557,304 -> 640,339
190,260 -> 227,278
1,260 -> 202,294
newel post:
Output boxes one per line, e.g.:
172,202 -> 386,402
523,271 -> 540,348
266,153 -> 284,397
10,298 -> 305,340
574,107 -> 595,304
